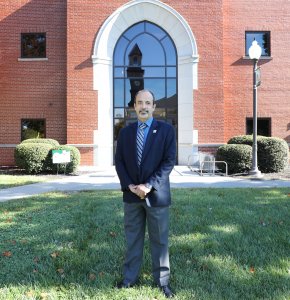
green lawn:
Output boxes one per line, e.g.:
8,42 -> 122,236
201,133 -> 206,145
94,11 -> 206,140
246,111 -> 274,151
0,188 -> 289,300
0,175 -> 47,190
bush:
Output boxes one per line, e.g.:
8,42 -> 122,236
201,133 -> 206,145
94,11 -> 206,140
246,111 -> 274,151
21,138 -> 60,147
15,139 -> 81,174
15,143 -> 53,174
256,137 -> 289,172
216,144 -> 252,174
228,135 -> 289,173
228,135 -> 254,146
47,145 -> 81,174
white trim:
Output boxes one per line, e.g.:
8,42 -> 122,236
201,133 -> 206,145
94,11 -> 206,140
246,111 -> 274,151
242,56 -> 272,60
67,144 -> 98,148
193,143 -> 226,147
0,144 -> 97,148
92,0 -> 198,166
18,58 -> 48,61
0,144 -> 17,148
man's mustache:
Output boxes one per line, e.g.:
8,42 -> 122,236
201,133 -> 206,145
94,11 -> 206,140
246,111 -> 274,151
139,110 -> 149,113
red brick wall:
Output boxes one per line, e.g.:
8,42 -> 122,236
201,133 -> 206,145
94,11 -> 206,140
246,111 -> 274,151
169,1 -> 224,144
0,148 -> 15,166
66,1 -> 133,165
66,0 -> 224,160
77,148 -> 92,166
66,0 -> 114,165
65,0 -> 290,155
223,0 -> 290,143
66,1 -> 124,165
1,0 -> 289,166
0,0 -> 67,165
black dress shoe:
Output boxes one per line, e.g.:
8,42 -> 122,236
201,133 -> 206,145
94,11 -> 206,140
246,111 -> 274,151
116,281 -> 135,289
160,285 -> 175,298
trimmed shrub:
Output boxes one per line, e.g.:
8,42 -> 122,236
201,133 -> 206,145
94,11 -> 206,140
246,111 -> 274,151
15,138 -> 80,174
21,138 -> 59,147
47,145 -> 81,174
15,143 -> 53,174
228,135 -> 289,173
216,144 -> 252,174
228,135 -> 254,146
256,137 -> 289,172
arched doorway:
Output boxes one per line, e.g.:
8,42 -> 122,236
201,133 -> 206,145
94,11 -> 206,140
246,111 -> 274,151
113,21 -> 177,157
92,0 -> 198,166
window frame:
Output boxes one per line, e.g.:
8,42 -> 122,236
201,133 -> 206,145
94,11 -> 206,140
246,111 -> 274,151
21,32 -> 47,59
112,21 -> 178,157
113,20 -> 178,123
21,118 -> 46,141
245,31 -> 271,57
246,117 -> 272,137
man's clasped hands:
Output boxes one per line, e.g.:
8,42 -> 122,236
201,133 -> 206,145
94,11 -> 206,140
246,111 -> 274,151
128,184 -> 151,199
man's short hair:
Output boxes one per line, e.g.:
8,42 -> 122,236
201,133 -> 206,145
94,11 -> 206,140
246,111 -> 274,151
134,89 -> 156,104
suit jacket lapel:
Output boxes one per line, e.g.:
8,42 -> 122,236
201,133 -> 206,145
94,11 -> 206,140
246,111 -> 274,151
130,122 -> 139,167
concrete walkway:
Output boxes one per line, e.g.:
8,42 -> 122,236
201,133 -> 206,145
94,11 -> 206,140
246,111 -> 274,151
1,166 -> 290,202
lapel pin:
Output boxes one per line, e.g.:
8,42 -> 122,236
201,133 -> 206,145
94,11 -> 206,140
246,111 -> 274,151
153,130 -> 157,133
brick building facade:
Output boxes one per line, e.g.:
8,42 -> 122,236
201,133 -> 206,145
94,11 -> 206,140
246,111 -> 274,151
1,0 -> 289,166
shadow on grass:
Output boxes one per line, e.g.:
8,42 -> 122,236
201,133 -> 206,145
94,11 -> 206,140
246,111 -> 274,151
0,188 -> 289,299
169,188 -> 290,299
0,191 -> 124,285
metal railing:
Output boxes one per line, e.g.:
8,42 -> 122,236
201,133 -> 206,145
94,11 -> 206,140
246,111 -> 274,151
187,152 -> 228,176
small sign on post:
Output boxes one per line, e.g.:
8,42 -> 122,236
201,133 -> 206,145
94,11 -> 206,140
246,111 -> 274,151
52,150 -> 71,174
256,67 -> 261,87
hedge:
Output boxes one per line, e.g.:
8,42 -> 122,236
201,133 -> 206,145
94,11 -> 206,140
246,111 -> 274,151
216,144 -> 252,174
15,139 -> 80,174
228,135 -> 254,146
15,143 -> 53,174
228,135 -> 289,173
21,138 -> 59,147
254,137 -> 289,172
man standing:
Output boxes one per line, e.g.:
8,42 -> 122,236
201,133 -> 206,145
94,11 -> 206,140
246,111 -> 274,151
115,89 -> 176,298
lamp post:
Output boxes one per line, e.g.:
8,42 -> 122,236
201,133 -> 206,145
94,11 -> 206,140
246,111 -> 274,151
248,40 -> 262,177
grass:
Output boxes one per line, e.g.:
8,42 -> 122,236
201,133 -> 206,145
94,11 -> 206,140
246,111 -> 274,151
0,188 -> 289,299
0,175 -> 47,190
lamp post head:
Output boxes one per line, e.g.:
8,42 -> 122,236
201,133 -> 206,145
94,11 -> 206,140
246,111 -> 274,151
249,40 -> 262,60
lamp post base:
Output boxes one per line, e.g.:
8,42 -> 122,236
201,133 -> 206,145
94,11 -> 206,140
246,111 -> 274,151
249,169 -> 263,178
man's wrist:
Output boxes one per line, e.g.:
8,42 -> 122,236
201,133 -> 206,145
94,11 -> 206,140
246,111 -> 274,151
144,183 -> 152,190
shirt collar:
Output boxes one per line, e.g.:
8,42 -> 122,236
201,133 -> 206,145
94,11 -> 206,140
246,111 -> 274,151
138,117 -> 153,128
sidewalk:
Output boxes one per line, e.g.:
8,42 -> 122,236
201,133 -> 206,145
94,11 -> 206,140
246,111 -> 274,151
1,166 -> 290,202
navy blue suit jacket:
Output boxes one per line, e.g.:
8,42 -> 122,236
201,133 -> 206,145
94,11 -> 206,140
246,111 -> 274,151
115,119 -> 176,207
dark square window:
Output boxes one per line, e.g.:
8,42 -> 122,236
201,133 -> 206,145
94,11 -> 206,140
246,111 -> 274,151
246,118 -> 271,137
21,33 -> 46,58
21,119 -> 46,141
245,31 -> 270,57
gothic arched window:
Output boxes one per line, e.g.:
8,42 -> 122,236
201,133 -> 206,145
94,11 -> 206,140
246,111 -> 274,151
113,21 -> 177,143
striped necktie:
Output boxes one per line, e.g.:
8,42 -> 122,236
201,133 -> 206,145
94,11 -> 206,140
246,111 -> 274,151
136,123 -> 147,166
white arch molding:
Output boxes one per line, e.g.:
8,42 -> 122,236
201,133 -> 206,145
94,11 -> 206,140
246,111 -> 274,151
92,0 -> 199,166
